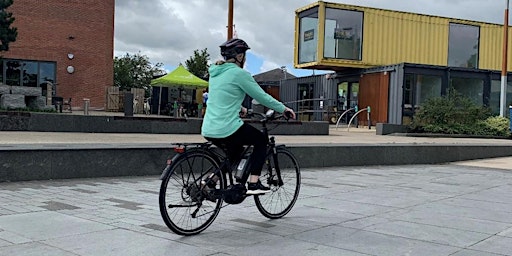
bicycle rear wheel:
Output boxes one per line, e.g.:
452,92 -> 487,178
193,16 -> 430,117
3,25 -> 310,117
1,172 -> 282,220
159,151 -> 225,235
254,147 -> 300,219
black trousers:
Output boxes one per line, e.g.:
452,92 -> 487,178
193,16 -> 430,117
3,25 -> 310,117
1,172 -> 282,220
205,123 -> 267,176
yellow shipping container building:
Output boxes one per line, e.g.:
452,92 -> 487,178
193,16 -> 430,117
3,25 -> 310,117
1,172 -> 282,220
294,1 -> 512,71
282,1 -> 512,126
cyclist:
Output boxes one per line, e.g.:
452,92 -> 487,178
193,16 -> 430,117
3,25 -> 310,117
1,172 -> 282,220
201,38 -> 296,195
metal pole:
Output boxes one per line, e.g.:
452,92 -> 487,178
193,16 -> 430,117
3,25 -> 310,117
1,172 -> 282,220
500,0 -> 509,117
158,86 -> 162,115
227,0 -> 234,40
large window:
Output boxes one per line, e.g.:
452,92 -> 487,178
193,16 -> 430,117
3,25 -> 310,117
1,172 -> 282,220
39,62 -> 56,86
39,62 -> 56,96
298,7 -> 319,64
22,61 -> 38,87
404,74 -> 442,110
448,23 -> 479,68
450,77 -> 484,104
5,60 -> 21,86
324,8 -> 363,60
490,80 -> 512,115
1,59 -> 56,91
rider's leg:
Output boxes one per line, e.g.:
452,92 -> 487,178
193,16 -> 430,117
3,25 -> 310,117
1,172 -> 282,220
229,124 -> 269,194
206,123 -> 269,193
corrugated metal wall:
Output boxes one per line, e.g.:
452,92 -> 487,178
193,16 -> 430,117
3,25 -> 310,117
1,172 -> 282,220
479,24 -> 512,71
387,65 -> 404,125
280,79 -> 299,110
360,6 -> 449,67
280,74 -> 339,121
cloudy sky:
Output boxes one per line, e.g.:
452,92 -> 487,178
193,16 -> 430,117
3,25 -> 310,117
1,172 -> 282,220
114,0 -> 509,77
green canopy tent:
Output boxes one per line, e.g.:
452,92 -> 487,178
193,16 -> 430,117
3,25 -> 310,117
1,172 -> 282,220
150,65 -> 208,115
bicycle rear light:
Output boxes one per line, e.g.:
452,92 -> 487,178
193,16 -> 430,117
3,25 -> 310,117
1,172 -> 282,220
174,147 -> 185,153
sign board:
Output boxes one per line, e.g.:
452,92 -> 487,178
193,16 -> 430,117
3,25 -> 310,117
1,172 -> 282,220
304,29 -> 315,41
334,27 -> 354,40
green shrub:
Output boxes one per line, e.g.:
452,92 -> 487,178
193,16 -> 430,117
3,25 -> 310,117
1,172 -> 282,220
480,116 -> 510,137
409,89 -> 510,137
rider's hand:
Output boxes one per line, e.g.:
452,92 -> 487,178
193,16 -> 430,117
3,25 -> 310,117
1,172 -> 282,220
284,107 -> 296,120
240,107 -> 248,117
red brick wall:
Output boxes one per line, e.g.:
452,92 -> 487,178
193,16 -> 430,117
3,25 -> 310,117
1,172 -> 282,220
3,0 -> 115,109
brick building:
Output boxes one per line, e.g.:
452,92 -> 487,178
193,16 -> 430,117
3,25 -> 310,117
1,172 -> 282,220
1,0 -> 115,109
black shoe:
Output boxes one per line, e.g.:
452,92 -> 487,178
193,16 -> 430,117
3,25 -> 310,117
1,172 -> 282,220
246,181 -> 270,195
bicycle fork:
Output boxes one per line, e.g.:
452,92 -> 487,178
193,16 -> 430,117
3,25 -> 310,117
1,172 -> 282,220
268,138 -> 284,187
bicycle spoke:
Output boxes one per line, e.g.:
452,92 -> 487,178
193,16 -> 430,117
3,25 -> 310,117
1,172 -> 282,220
254,149 -> 301,219
159,151 -> 224,235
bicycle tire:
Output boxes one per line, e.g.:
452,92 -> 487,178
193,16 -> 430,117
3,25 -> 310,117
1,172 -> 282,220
159,150 -> 225,235
254,147 -> 301,219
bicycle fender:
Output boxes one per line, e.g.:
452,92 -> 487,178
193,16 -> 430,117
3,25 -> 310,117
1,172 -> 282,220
159,153 -> 180,180
275,145 -> 287,150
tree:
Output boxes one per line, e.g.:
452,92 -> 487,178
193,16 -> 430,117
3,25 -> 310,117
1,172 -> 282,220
0,0 -> 17,52
113,52 -> 164,97
184,48 -> 210,80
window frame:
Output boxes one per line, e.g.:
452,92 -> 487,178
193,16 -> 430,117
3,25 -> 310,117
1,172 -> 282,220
323,8 -> 364,61
298,7 -> 320,64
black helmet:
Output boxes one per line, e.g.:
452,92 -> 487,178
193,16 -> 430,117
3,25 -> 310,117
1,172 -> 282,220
220,38 -> 250,59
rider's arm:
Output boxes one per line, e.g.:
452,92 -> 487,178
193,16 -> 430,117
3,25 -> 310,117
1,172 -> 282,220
236,70 -> 286,113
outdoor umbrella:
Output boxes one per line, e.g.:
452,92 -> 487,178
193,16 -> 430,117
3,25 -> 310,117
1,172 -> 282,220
150,65 -> 208,115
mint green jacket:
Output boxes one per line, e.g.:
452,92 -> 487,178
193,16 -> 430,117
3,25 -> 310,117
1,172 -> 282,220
201,63 -> 286,138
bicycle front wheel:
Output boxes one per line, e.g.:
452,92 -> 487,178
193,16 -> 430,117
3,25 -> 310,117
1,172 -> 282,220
254,147 -> 301,219
159,151 -> 225,235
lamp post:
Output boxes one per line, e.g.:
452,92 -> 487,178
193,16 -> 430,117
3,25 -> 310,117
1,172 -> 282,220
227,0 -> 234,40
280,66 -> 287,80
500,0 -> 509,117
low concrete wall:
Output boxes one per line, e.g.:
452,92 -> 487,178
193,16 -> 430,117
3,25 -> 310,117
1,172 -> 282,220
0,112 -> 329,135
376,123 -> 409,135
2,144 -> 512,182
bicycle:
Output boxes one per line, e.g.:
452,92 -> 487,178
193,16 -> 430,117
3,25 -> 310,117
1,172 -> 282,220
158,109 -> 301,236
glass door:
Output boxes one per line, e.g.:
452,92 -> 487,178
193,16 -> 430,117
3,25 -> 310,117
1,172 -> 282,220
298,83 -> 314,121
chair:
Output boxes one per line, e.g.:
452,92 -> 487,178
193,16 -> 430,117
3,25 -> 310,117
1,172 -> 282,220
62,98 -> 72,112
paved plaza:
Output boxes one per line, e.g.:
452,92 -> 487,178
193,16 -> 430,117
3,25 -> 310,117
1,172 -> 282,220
1,161 -> 512,255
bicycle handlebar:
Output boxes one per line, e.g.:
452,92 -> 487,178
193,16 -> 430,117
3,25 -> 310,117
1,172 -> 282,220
245,109 -> 291,123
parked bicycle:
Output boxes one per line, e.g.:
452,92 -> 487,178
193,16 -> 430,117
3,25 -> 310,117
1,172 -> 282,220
159,109 -> 301,235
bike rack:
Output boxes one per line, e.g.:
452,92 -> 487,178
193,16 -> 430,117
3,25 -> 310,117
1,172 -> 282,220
335,108 -> 355,130
347,106 -> 371,131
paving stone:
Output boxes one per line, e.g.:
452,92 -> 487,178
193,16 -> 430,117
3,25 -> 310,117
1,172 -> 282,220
450,249 -> 506,256
0,242 -> 77,256
0,230 -> 32,244
469,235 -> 512,255
0,211 -> 113,241
43,229 -> 215,256
362,219 -> 491,247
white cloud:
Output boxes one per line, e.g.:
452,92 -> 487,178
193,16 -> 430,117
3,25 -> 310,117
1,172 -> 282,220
114,0 -> 509,76
260,60 -> 280,73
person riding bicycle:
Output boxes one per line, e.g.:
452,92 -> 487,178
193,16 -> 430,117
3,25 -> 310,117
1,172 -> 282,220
201,38 -> 296,195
